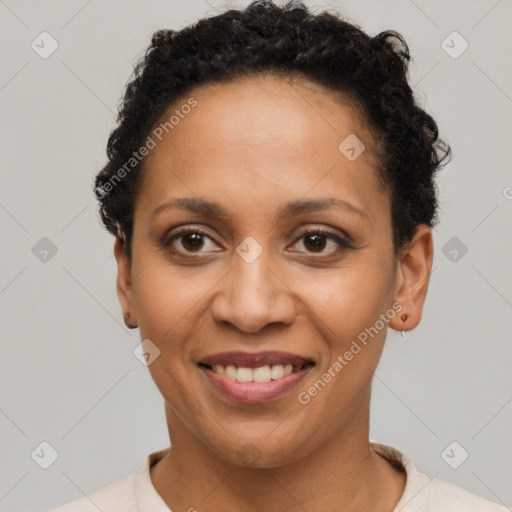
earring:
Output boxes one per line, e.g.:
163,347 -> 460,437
400,313 -> 408,337
124,311 -> 136,329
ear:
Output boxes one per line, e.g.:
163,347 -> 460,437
113,230 -> 137,326
389,224 -> 434,333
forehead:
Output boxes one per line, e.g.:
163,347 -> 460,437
162,74 -> 373,154
136,74 -> 389,227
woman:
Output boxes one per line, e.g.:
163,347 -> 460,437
52,1 -> 507,510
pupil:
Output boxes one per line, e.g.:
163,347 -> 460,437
183,233 -> 204,251
181,233 -> 327,253
305,234 -> 325,252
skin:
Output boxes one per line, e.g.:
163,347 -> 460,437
114,74 -> 433,511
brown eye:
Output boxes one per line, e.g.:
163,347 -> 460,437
181,232 -> 206,252
303,233 -> 328,252
163,227 -> 220,255
291,228 -> 352,255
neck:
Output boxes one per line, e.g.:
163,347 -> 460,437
151,394 -> 406,512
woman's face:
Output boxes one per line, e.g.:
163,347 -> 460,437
115,74 -> 432,467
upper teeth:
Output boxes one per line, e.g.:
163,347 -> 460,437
214,364 -> 297,383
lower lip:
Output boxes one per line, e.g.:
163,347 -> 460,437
200,365 -> 313,404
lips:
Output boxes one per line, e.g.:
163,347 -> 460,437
198,351 -> 315,403
199,350 -> 314,368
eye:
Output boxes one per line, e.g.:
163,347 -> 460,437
162,227 -> 221,255
161,225 -> 353,258
289,227 -> 353,255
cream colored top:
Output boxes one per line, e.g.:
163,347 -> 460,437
51,443 -> 508,511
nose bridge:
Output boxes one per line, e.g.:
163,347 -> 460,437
234,244 -> 274,302
211,241 -> 295,333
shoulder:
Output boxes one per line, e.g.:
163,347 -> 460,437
49,448 -> 170,512
49,473 -> 136,512
425,474 -> 509,511
371,443 -> 508,512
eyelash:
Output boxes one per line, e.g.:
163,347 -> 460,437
161,226 -> 353,257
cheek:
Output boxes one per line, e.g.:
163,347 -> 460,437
295,280 -> 389,432
295,257 -> 392,398
301,257 -> 393,345
132,253 -> 209,339
131,259 -> 207,412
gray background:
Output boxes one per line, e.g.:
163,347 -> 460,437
0,0 -> 511,510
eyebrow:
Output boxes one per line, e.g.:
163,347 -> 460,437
151,196 -> 369,222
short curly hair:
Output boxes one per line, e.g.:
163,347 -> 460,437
94,0 -> 451,259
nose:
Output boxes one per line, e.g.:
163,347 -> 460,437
210,250 -> 296,334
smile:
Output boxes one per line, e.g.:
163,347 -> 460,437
199,362 -> 314,383
198,351 -> 316,403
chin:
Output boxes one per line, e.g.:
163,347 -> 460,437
205,430 -> 311,469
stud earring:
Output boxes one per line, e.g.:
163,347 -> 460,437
124,311 -> 136,329
400,313 -> 408,337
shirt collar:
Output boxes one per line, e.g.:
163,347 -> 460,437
134,444 -> 428,512
134,447 -> 171,511
371,442 -> 432,511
